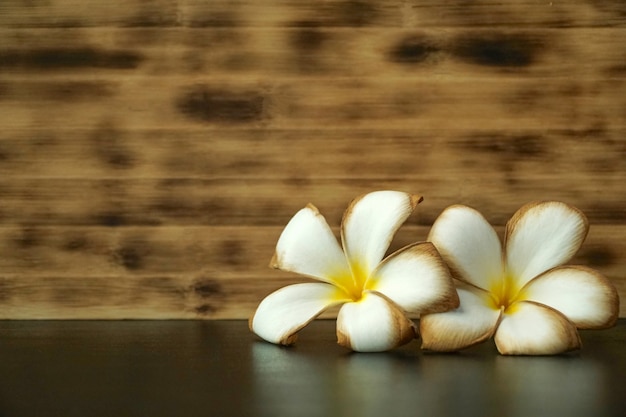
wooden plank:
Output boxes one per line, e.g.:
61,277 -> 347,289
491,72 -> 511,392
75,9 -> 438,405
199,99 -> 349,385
1,0 -> 624,28
179,0 -> 405,28
1,28 -> 625,78
406,0 -> 626,28
0,0 -> 180,28
0,275 -> 300,319
1,26 -> 624,131
0,224 -> 623,318
0,127 -> 624,181
0,76 -> 624,130
0,225 -> 281,275
0,0 -> 404,28
0,175 -> 623,227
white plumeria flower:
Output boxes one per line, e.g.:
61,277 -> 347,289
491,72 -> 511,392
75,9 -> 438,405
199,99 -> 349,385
250,191 -> 460,352
420,201 -> 620,355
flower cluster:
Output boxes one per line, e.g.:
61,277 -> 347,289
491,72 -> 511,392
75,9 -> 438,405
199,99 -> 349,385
250,191 -> 619,354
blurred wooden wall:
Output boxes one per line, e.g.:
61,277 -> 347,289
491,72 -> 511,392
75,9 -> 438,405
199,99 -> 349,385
0,0 -> 624,319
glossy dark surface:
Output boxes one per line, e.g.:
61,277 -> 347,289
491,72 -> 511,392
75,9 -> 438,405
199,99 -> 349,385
0,320 -> 624,417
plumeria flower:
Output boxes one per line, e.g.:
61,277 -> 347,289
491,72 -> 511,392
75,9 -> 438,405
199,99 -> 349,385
250,191 -> 460,352
420,201 -> 620,355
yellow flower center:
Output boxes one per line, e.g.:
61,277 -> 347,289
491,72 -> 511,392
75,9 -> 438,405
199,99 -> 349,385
333,262 -> 369,302
488,274 -> 524,314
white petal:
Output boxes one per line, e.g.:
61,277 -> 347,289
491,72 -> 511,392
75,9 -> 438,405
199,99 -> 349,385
522,266 -> 619,329
420,286 -> 502,352
272,204 -> 351,287
367,242 -> 459,314
505,201 -> 589,289
250,283 -> 350,345
494,301 -> 581,355
427,205 -> 504,291
341,191 -> 422,281
336,292 -> 417,352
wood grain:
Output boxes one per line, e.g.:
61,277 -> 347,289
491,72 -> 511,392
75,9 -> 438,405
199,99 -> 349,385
1,0 -> 625,28
0,0 -> 624,319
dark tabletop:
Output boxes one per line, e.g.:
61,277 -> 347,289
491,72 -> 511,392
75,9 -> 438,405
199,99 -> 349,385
0,319 -> 624,417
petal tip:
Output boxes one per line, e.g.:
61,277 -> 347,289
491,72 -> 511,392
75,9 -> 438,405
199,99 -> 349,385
336,328 -> 351,349
269,252 -> 279,269
411,194 -> 424,208
595,291 -> 620,329
304,202 -> 320,214
279,333 -> 299,346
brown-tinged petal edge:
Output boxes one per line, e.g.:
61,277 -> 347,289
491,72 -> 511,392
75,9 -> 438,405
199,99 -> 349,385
340,191 -> 423,279
369,242 -> 460,315
336,292 -> 418,352
504,201 -> 589,289
494,300 -> 582,355
419,286 -> 502,352
270,204 -> 351,286
427,204 -> 504,291
522,265 -> 620,330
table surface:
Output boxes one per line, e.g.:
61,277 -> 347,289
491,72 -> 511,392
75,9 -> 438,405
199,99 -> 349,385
0,320 -> 624,417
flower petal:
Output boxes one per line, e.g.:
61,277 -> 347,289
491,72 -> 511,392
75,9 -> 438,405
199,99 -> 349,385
250,283 -> 350,345
522,266 -> 619,329
420,286 -> 502,352
494,301 -> 581,355
427,205 -> 504,290
341,191 -> 422,281
271,204 -> 351,286
505,201 -> 589,289
367,242 -> 459,314
336,292 -> 417,352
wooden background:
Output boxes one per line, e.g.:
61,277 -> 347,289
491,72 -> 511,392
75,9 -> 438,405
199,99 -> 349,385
0,0 -> 624,319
